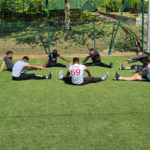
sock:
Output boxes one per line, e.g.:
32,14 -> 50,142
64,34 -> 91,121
118,77 -> 123,80
102,72 -> 109,81
102,77 -> 105,80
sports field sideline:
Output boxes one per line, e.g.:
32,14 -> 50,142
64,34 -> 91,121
0,56 -> 150,150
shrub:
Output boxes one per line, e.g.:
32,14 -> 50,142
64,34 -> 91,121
106,0 -> 122,12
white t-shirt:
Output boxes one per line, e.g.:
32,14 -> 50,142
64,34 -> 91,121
147,64 -> 150,79
12,61 -> 29,77
68,64 -> 87,85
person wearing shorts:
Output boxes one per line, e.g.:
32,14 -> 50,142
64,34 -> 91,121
115,56 -> 150,82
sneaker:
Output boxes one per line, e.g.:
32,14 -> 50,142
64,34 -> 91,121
115,71 -> 120,80
102,72 -> 109,81
110,62 -> 114,68
119,64 -> 125,70
134,66 -> 138,73
59,70 -> 64,80
48,72 -> 52,79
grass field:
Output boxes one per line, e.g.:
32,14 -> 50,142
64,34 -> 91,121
0,56 -> 150,150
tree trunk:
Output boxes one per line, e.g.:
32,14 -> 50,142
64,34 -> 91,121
65,0 -> 70,32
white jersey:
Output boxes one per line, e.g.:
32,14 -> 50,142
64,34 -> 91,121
68,64 -> 87,85
12,61 -> 28,77
147,64 -> 150,79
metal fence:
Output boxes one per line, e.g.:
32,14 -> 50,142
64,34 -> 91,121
0,21 -> 143,55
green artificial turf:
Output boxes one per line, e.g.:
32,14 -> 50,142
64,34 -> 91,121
0,56 -> 150,150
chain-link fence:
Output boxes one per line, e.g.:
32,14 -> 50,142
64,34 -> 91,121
0,20 -> 144,55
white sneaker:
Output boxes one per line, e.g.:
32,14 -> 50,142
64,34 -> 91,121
59,70 -> 64,80
102,72 -> 109,81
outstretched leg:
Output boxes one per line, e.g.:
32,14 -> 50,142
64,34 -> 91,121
115,71 -> 142,81
82,72 -> 109,85
46,63 -> 66,68
96,62 -> 113,68
13,73 -> 52,80
84,62 -> 96,67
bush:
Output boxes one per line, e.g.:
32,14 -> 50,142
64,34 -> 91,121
144,2 -> 148,14
125,0 -> 141,14
106,0 -> 122,12
115,40 -> 138,52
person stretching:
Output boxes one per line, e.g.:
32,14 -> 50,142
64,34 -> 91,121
59,57 -> 109,85
115,56 -> 150,82
12,56 -> 52,81
82,48 -> 113,68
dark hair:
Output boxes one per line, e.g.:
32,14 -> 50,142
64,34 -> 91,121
53,49 -> 58,54
136,50 -> 143,54
145,56 -> 150,63
22,56 -> 29,61
6,51 -> 13,55
89,48 -> 95,51
73,57 -> 79,63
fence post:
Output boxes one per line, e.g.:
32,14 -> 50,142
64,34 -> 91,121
108,0 -> 127,55
46,0 -> 50,54
93,21 -> 96,50
76,0 -> 78,8
142,0 -> 145,51
61,0 -> 63,9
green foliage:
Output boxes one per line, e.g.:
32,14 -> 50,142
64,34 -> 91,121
115,40 -> 138,52
144,1 -> 149,14
106,0 -> 122,12
125,0 -> 141,13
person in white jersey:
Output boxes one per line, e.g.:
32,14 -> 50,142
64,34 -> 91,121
58,57 -> 109,85
12,56 -> 52,81
115,56 -> 150,81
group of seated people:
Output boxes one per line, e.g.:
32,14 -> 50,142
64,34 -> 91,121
0,48 -> 150,85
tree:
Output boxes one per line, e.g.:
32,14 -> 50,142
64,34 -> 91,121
65,0 -> 70,32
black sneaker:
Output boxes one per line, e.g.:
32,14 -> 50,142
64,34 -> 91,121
115,71 -> 120,80
119,64 -> 125,70
48,72 -> 52,79
110,62 -> 114,68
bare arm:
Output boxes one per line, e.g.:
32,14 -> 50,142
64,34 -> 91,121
0,61 -> 5,72
65,71 -> 70,78
59,56 -> 70,63
84,68 -> 92,77
45,57 -> 49,66
27,64 -> 49,70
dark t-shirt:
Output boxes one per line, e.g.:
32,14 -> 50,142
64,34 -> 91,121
90,51 -> 101,63
3,56 -> 14,69
83,50 -> 101,64
48,53 -> 60,63
128,53 -> 147,66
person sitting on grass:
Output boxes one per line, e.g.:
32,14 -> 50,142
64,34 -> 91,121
82,48 -> 113,68
12,56 -> 52,81
45,49 -> 70,68
119,50 -> 147,72
115,56 -> 150,81
0,51 -> 14,72
58,57 -> 109,85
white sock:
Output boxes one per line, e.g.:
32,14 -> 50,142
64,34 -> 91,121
118,77 -> 123,80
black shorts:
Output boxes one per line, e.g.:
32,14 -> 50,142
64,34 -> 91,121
130,65 -> 142,70
142,75 -> 150,81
